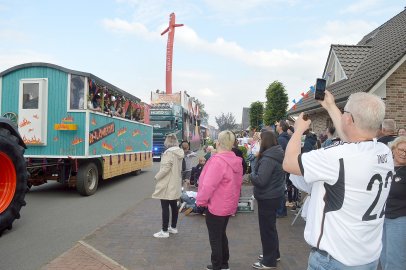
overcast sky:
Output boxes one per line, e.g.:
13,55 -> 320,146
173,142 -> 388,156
0,0 -> 404,127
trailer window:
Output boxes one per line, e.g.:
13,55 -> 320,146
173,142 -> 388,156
70,75 -> 85,110
22,83 -> 39,109
150,120 -> 173,129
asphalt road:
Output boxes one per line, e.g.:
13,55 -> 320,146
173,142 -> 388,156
0,162 -> 159,270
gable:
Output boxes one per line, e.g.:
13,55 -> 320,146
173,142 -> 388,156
324,49 -> 347,86
288,9 -> 406,115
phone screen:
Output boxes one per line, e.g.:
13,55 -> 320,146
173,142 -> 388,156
315,78 -> 326,100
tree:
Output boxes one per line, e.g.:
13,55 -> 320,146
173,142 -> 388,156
249,101 -> 263,131
193,98 -> 208,120
264,81 -> 289,125
215,112 -> 238,131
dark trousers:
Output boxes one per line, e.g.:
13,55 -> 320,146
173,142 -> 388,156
160,199 -> 178,231
276,176 -> 287,216
287,179 -> 299,202
205,210 -> 230,270
257,197 -> 281,267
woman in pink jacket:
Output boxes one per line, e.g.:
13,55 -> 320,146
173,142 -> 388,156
196,130 -> 243,270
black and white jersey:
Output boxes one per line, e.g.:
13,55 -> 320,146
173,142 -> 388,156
299,139 -> 394,266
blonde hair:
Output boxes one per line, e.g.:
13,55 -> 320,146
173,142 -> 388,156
164,134 -> 179,148
390,136 -> 406,151
217,130 -> 235,151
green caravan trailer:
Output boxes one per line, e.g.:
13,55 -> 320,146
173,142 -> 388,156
0,63 -> 152,196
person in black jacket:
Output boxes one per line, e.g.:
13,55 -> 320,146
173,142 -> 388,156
302,129 -> 317,153
276,120 -> 290,217
232,138 -> 247,175
250,131 -> 285,269
190,157 -> 206,187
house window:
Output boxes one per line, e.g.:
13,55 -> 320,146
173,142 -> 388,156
70,75 -> 85,110
325,51 -> 347,86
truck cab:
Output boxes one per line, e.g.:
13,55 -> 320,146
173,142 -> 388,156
150,103 -> 183,159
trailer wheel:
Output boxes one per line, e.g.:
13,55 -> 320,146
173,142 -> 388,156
0,128 -> 27,236
76,162 -> 99,196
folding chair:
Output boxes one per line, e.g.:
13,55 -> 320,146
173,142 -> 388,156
291,193 -> 308,226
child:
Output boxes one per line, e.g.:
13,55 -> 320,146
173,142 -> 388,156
179,191 -> 206,216
190,157 -> 206,187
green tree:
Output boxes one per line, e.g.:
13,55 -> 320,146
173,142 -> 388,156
215,112 -> 238,131
193,98 -> 208,120
249,101 -> 263,131
264,81 -> 289,125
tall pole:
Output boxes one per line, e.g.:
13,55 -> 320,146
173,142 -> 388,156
161,12 -> 183,94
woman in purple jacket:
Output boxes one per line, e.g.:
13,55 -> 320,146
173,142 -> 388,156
196,130 -> 243,270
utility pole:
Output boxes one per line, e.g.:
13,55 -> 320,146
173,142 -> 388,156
161,13 -> 183,95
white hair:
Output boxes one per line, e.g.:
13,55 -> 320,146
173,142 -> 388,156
164,134 -> 179,148
381,119 -> 396,133
345,92 -> 385,133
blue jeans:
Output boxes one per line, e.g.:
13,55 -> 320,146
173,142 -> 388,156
180,192 -> 206,214
180,192 -> 196,208
276,195 -> 287,217
308,249 -> 378,270
380,216 -> 406,270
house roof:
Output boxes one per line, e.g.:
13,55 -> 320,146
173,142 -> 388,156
330,45 -> 371,77
288,9 -> 406,115
0,62 -> 141,103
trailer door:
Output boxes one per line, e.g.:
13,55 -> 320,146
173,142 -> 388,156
18,79 -> 48,145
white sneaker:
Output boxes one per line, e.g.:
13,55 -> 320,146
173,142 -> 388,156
168,226 -> 178,234
178,202 -> 187,213
153,230 -> 169,238
258,255 -> 280,261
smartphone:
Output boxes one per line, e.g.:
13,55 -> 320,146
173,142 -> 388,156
315,78 -> 326,100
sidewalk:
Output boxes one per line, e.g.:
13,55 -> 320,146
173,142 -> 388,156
42,186 -> 309,270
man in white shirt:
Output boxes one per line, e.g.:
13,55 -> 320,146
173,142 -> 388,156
283,91 -> 394,269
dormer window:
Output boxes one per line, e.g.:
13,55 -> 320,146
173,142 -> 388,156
324,50 -> 347,86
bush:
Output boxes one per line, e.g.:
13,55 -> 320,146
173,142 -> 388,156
238,146 -> 248,160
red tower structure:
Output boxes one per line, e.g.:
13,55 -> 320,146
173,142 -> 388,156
161,12 -> 183,94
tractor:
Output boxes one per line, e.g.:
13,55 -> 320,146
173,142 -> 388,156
0,118 -> 28,236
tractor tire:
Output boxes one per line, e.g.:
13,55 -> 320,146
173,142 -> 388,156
76,162 -> 99,196
0,128 -> 27,236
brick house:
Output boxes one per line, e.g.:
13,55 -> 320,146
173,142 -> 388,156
287,9 -> 406,136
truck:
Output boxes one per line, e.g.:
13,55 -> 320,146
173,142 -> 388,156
150,91 -> 200,159
0,62 -> 153,196
0,118 -> 28,236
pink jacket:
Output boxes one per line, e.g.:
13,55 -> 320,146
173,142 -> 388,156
196,151 -> 243,216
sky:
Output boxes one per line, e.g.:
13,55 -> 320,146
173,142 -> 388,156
0,0 -> 404,127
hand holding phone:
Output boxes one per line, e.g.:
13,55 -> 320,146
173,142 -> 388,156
315,78 -> 326,101
302,114 -> 309,121
294,112 -> 311,135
